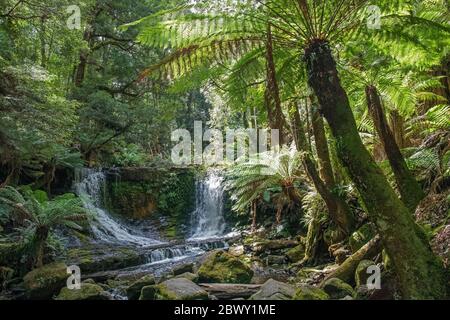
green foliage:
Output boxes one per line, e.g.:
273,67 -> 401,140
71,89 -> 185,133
0,186 -> 89,268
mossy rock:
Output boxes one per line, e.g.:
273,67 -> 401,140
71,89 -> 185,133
249,279 -> 296,300
56,283 -> 111,300
349,224 -> 376,253
174,272 -> 199,283
126,275 -> 155,300
154,278 -> 209,300
293,285 -> 329,300
139,285 -> 157,300
322,278 -> 355,299
198,251 -> 253,284
172,263 -> 194,276
23,262 -> 68,300
66,246 -> 144,273
355,260 -> 376,287
251,239 -> 298,254
286,244 -> 305,263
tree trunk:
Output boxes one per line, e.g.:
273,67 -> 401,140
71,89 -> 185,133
305,40 -> 447,299
290,104 -> 354,235
366,85 -> 424,211
264,24 -> 285,143
35,226 -> 49,268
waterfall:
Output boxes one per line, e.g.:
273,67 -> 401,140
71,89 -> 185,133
189,170 -> 227,240
74,168 -> 161,247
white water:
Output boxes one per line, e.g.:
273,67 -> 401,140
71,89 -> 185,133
189,170 -> 227,240
74,168 -> 162,247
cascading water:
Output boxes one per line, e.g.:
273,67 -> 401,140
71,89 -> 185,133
189,170 -> 227,240
74,168 -> 161,247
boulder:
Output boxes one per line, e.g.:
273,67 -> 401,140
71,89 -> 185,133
322,278 -> 355,300
265,255 -> 286,266
286,244 -> 305,263
172,263 -> 194,276
293,285 -> 329,300
154,278 -> 209,300
139,285 -> 157,300
249,279 -> 295,300
198,251 -> 253,284
23,262 -> 68,299
56,283 -> 111,300
355,260 -> 376,287
228,245 -> 245,257
349,224 -> 376,253
174,272 -> 199,283
66,246 -> 145,273
126,275 -> 156,300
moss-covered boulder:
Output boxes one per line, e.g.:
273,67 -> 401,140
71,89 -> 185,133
66,246 -> 145,273
154,278 -> 209,300
286,244 -> 305,263
198,251 -> 253,284
23,262 -> 68,299
322,278 -> 355,299
349,224 -> 376,253
139,285 -> 157,300
56,283 -> 111,300
174,272 -> 199,283
126,275 -> 155,300
249,279 -> 296,300
293,285 -> 329,300
355,260 -> 376,287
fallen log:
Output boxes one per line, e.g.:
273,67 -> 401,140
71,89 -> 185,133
199,283 -> 262,299
320,235 -> 382,286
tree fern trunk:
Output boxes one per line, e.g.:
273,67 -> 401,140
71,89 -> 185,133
366,85 -> 424,211
305,40 -> 447,299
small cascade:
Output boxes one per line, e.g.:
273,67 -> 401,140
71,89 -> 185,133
189,170 -> 227,239
74,168 -> 161,247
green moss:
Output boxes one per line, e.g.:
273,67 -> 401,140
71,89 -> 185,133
322,277 -> 355,299
286,244 -> 305,263
349,223 -> 376,253
23,262 -> 68,299
126,275 -> 155,300
293,285 -> 329,300
139,285 -> 157,300
198,250 -> 253,284
56,283 -> 109,300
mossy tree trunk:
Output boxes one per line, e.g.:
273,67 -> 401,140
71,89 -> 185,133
305,40 -> 447,299
264,24 -> 286,143
290,104 -> 354,236
366,85 -> 424,211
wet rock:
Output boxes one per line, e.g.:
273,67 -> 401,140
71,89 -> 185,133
154,278 -> 209,300
23,262 -> 68,299
139,285 -> 157,300
56,283 -> 112,300
286,244 -> 305,263
355,260 -> 376,287
126,275 -> 156,300
198,250 -> 253,284
228,245 -> 245,257
172,263 -> 194,276
66,246 -> 145,273
174,272 -> 199,283
322,278 -> 355,299
293,285 -> 329,300
249,279 -> 295,300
